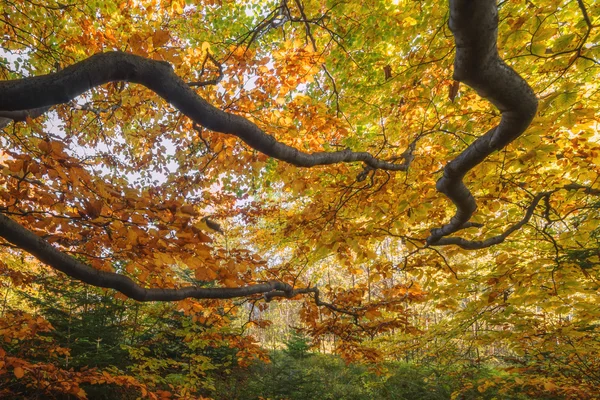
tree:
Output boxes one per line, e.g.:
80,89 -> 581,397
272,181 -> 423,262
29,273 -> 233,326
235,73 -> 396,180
0,0 -> 539,297
1,0 -> 600,395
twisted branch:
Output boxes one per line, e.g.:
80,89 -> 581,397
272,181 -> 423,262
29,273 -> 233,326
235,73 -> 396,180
427,0 -> 538,245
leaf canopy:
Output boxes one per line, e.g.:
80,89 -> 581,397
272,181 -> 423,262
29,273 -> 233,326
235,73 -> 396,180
1,0 -> 600,397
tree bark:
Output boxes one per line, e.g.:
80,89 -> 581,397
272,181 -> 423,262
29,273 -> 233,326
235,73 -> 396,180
427,0 -> 537,246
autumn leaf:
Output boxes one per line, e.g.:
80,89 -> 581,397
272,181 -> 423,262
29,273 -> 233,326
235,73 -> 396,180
13,366 -> 24,379
83,199 -> 103,219
152,30 -> 170,48
448,80 -> 460,102
180,205 -> 198,216
129,33 -> 147,56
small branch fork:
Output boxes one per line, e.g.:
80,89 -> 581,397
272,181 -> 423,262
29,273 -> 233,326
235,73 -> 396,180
188,52 -> 224,88
264,286 -> 360,317
431,191 -> 553,249
430,183 -> 600,249
0,1 -> 542,303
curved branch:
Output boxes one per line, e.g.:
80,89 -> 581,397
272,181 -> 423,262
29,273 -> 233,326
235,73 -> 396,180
0,210 -> 358,309
431,191 -> 552,249
427,0 -> 538,245
0,52 -> 409,171
431,181 -> 600,249
0,213 -> 299,302
0,105 -> 51,129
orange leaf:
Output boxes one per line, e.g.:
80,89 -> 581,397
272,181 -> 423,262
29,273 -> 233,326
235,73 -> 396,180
195,267 -> 217,281
180,205 -> 197,216
38,140 -> 50,153
152,30 -> 171,48
129,33 -> 147,56
8,160 -> 23,172
84,199 -> 103,219
449,80 -> 460,102
14,366 -> 24,379
50,140 -> 65,155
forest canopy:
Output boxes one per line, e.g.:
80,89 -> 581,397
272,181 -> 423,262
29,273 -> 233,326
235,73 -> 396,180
1,0 -> 600,398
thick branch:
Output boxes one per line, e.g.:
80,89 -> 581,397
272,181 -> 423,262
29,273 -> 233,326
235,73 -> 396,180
0,52 -> 408,171
564,182 -> 600,196
0,106 -> 51,129
0,0 -> 543,306
431,192 -> 551,249
433,181 -> 600,249
0,213 -> 299,302
427,0 -> 538,245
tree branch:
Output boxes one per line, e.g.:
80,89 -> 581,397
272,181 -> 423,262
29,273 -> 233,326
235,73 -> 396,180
0,52 -> 409,171
431,191 -> 552,249
0,0 -> 543,305
432,181 -> 600,249
0,212 -> 303,302
427,0 -> 538,245
264,286 -> 360,317
0,106 -> 51,129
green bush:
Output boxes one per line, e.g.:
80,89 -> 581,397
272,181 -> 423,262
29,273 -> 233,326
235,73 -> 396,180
212,352 -> 547,400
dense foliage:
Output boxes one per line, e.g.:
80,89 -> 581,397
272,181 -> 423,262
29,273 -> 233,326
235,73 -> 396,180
1,0 -> 600,398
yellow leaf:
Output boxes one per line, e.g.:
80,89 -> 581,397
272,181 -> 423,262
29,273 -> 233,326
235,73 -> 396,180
171,0 -> 184,15
213,141 -> 224,153
403,16 -> 418,26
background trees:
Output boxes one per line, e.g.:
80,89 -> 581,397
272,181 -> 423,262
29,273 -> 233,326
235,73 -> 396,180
0,0 -> 600,398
